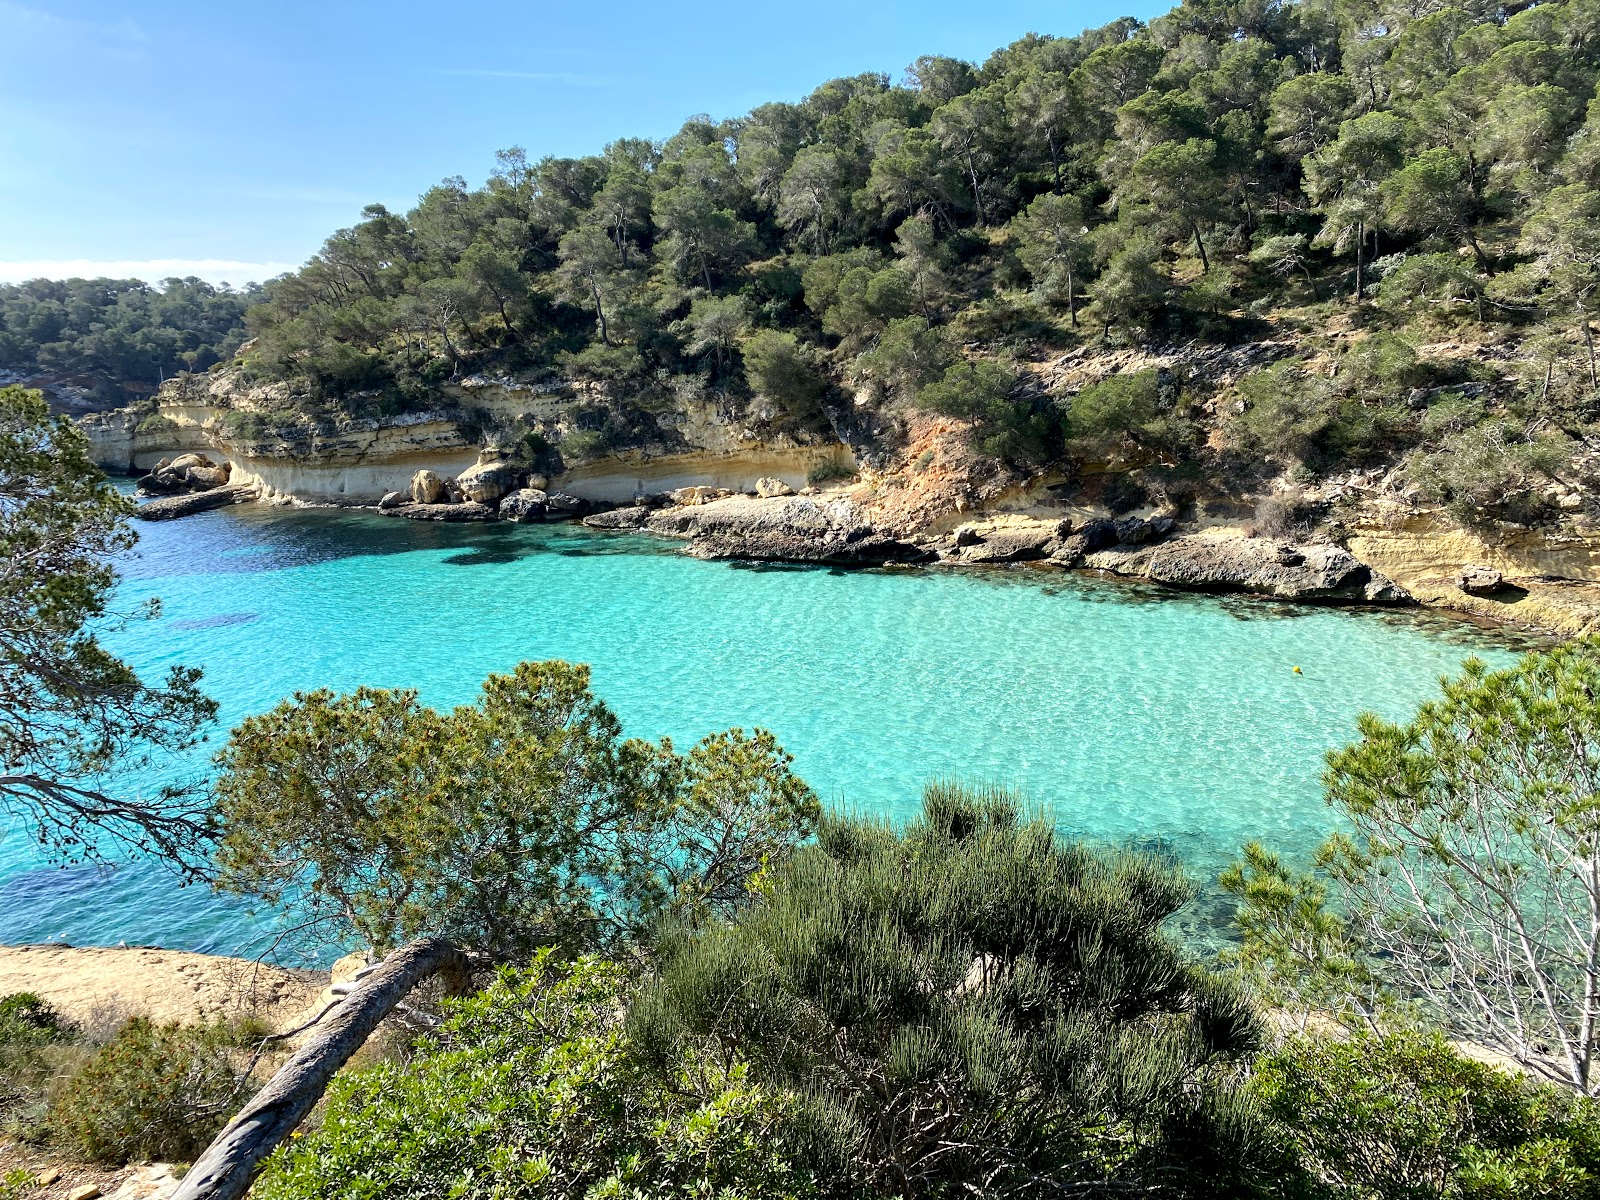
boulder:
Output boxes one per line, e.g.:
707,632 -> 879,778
1459,566 -> 1506,596
1113,515 -> 1176,546
455,450 -> 521,505
499,488 -> 550,522
185,463 -> 231,489
168,452 -> 210,473
545,491 -> 591,517
754,476 -> 795,498
646,494 -> 927,566
377,490 -> 407,510
583,505 -> 652,530
1083,533 -> 1410,604
954,525 -> 1055,564
410,469 -> 447,505
394,501 -> 496,522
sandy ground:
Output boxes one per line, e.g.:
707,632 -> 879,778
0,944 -> 326,1034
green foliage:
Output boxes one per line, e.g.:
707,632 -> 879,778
1322,640 -> 1600,1094
1234,339 -> 1428,474
0,993 -> 71,1139
743,328 -> 826,420
631,782 -> 1278,1199
254,953 -> 818,1200
1064,367 -> 1194,459
214,660 -> 818,958
805,459 -> 856,487
1407,420 -> 1576,527
1253,1031 -> 1600,1200
46,1016 -> 254,1165
0,277 -> 255,401
918,359 -> 1055,464
0,385 -> 217,868
1220,844 -> 1378,1030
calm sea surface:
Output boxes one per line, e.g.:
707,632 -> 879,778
0,500 -> 1528,962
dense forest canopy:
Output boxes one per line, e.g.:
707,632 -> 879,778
11,0 -> 1600,522
229,0 -> 1600,510
0,277 -> 259,404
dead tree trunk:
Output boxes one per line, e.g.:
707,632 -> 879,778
171,937 -> 470,1200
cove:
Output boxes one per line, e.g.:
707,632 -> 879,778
0,502 -> 1528,962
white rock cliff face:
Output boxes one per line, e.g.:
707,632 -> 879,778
80,367 -> 855,505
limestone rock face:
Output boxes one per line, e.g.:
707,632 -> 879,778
669,485 -> 733,506
499,488 -> 550,522
646,494 -> 927,565
455,450 -> 521,504
410,469 -> 447,505
754,476 -> 795,498
1460,565 -> 1506,595
1085,533 -> 1410,603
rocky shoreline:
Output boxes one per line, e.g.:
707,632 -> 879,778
118,444 -> 1595,636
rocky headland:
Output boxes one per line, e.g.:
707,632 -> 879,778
77,343 -> 1600,637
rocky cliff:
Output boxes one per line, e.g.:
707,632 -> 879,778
82,366 -> 854,504
78,347 -> 1600,637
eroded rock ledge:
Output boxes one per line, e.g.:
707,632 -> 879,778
1083,533 -> 1410,603
641,494 -> 929,566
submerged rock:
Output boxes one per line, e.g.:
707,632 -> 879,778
1085,533 -> 1410,603
647,494 -> 927,566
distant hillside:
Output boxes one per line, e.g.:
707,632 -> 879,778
211,0 -> 1600,535
0,277 -> 257,408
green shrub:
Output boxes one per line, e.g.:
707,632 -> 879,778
0,992 -> 74,1142
47,1017 -> 255,1165
631,782 -> 1279,1199
254,952 -> 817,1200
1407,421 -> 1576,527
1253,1031 -> 1600,1200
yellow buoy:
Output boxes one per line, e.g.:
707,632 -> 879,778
1292,666 -> 1303,674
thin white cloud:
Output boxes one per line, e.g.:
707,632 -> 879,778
429,67 -> 614,86
0,1 -> 149,45
0,259 -> 297,286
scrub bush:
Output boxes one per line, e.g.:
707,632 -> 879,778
46,1016 -> 256,1164
1253,1031 -> 1600,1200
632,782 -> 1279,1199
253,952 -> 817,1200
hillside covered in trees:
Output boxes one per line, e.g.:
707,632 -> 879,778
0,278 -> 258,407
209,0 -> 1600,533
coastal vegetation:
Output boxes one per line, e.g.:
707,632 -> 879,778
0,384 -> 216,871
158,0 -> 1600,535
0,279 -> 257,404
8,382 -> 1600,1193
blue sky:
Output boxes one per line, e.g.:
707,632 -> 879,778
0,1 -> 1160,286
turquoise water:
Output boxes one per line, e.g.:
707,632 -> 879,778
0,502 -> 1526,962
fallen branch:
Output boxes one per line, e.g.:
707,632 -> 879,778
171,936 -> 470,1200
